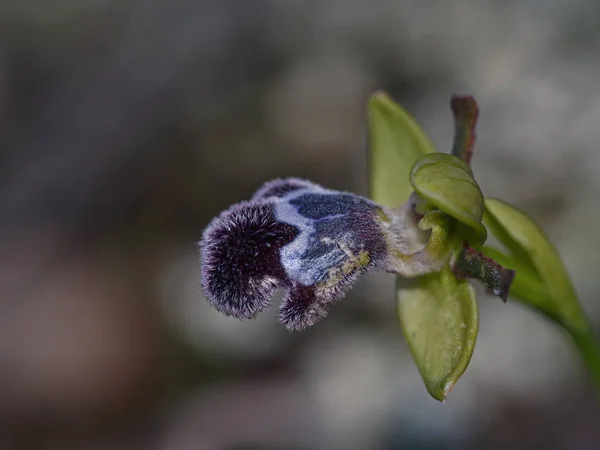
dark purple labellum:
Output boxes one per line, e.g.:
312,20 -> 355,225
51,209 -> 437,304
199,178 -> 390,330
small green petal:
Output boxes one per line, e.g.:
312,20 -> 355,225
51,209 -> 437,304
410,153 -> 487,244
397,265 -> 478,401
368,91 -> 436,208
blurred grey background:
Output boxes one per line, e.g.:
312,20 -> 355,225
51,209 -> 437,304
0,0 -> 600,449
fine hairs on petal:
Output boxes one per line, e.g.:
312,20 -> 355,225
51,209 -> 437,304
200,201 -> 298,319
251,177 -> 321,202
279,284 -> 328,331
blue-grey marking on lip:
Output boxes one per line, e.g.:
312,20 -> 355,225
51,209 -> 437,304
273,187 -> 380,286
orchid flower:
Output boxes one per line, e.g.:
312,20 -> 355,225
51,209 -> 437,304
199,92 -> 600,401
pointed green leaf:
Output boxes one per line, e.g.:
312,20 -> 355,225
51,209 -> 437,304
410,153 -> 487,244
397,265 -> 478,401
483,198 -> 585,331
368,91 -> 436,208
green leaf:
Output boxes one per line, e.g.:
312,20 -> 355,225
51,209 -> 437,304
368,91 -> 436,208
410,153 -> 487,244
397,265 -> 478,401
483,198 -> 585,331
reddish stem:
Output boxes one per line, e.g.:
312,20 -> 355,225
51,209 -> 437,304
450,95 -> 479,166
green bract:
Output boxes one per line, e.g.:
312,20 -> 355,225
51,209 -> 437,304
397,266 -> 478,401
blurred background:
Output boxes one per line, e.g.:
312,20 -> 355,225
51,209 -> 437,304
1,0 -> 600,449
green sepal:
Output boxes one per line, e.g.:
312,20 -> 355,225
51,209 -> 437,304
396,265 -> 478,402
483,198 -> 586,332
368,91 -> 436,208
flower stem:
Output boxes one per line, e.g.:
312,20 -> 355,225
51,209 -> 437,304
567,319 -> 600,394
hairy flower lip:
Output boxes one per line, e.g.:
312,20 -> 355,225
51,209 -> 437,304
200,178 -> 393,330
